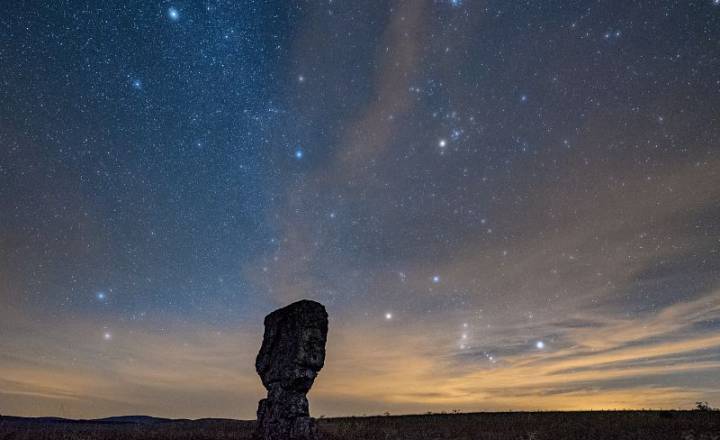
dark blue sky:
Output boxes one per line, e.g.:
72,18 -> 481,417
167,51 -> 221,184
1,0 -> 719,418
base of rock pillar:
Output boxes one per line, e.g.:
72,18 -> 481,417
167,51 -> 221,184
291,416 -> 318,439
255,397 -> 319,440
255,417 -> 318,440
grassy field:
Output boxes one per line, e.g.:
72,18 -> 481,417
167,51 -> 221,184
1,411 -> 719,440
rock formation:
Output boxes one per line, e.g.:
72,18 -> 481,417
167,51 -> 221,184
255,299 -> 328,440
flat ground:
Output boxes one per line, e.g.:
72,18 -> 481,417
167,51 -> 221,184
1,411 -> 719,440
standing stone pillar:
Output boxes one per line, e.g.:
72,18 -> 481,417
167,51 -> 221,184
255,300 -> 328,440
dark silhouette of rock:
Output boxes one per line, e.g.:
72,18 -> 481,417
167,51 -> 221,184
255,299 -> 328,440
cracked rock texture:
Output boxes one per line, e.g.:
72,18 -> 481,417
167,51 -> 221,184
255,300 -> 328,440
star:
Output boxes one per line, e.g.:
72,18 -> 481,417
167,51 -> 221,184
2,0 -> 716,418
167,7 -> 180,21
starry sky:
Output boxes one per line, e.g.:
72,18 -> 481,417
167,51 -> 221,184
1,0 -> 720,419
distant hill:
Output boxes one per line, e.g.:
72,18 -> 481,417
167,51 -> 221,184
0,414 -> 242,424
93,415 -> 181,424
0,416 -> 73,424
0,415 -> 184,424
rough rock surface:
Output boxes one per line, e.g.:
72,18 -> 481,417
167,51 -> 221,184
255,300 -> 328,440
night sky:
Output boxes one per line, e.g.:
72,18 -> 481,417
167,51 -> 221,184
1,0 -> 720,419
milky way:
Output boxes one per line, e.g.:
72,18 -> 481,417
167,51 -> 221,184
1,0 -> 719,419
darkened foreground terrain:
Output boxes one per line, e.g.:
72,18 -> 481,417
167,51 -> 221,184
1,411 -> 719,440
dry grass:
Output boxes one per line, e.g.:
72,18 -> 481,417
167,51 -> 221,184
319,411 -> 720,440
0,418 -> 253,440
1,411 -> 719,440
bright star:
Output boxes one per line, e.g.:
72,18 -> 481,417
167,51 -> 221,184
96,292 -> 106,301
103,332 -> 112,341
131,79 -> 142,89
432,275 -> 440,283
536,341 -> 545,349
385,312 -> 393,320
168,7 -> 180,21
438,139 -> 447,148
294,149 -> 304,159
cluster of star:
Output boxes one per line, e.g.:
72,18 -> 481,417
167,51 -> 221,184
382,267 -> 553,359
1,0 -> 717,419
95,292 -> 113,341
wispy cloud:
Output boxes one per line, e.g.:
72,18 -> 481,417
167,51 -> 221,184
312,288 -> 720,413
